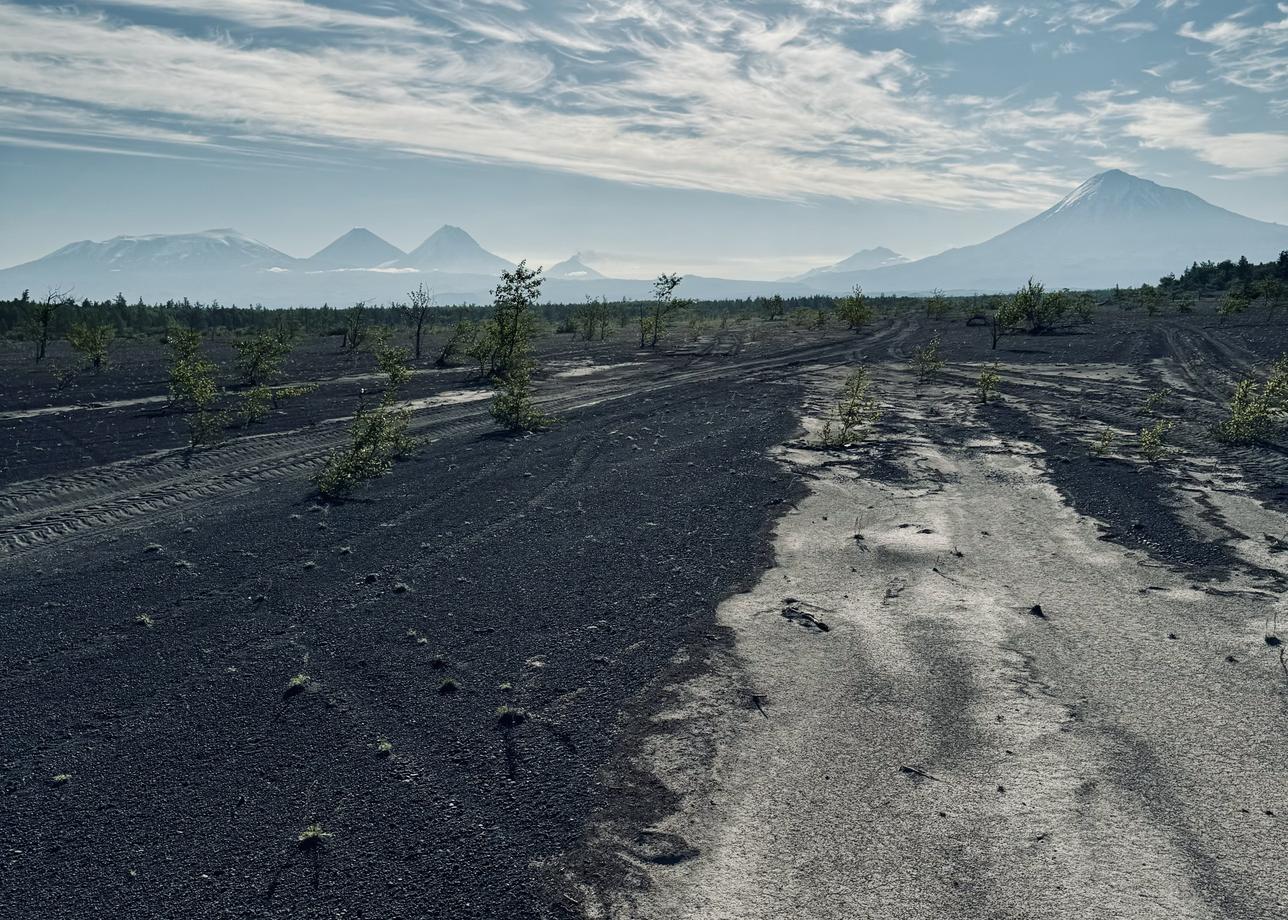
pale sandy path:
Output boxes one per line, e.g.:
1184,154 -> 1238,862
587,371 -> 1287,920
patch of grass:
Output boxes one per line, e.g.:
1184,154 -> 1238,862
134,613 -> 155,628
50,773 -> 72,786
438,677 -> 460,695
375,739 -> 394,758
284,673 -> 311,697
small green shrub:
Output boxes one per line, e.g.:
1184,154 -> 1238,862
1091,428 -> 1115,456
819,367 -> 881,447
1142,387 -> 1171,416
1138,420 -> 1172,462
977,362 -> 1000,403
67,322 -> 114,370
234,330 -> 293,387
1213,356 -> 1288,443
315,401 -> 413,497
495,704 -> 528,727
913,334 -> 945,383
297,823 -> 332,848
835,285 -> 874,330
490,367 -> 551,431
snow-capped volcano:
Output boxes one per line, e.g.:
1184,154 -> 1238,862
304,228 -> 404,270
14,229 -> 297,274
803,170 -> 1288,293
396,225 -> 513,274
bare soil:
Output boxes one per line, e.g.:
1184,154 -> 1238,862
1,311 -> 1286,919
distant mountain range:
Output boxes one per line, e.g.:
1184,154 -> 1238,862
4,170 -> 1286,305
802,170 -> 1288,294
785,246 -> 907,282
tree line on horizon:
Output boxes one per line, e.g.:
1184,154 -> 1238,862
1,251 -> 1284,347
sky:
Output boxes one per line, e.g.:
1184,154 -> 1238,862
1,0 -> 1286,279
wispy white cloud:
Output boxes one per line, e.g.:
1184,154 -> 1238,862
1178,8 -> 1288,92
0,0 -> 1283,212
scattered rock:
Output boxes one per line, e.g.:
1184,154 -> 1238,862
1028,604 -> 1047,620
782,604 -> 830,632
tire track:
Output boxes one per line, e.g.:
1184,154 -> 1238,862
0,330 -> 901,558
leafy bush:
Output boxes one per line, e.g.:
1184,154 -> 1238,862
436,319 -> 477,367
977,362 -> 1000,403
67,322 -> 114,370
913,334 -> 945,382
167,325 -> 225,446
819,367 -> 881,447
1213,356 -> 1288,443
1091,428 -> 1116,456
234,330 -> 293,386
491,366 -> 551,431
1142,387 -> 1170,416
925,289 -> 951,319
835,285 -> 874,330
316,329 -> 416,497
1138,420 -> 1172,461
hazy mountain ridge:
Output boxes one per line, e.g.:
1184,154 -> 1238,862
787,246 -> 907,281
4,171 -> 1286,304
806,170 -> 1288,294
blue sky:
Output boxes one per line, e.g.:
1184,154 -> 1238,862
1,0 -> 1285,278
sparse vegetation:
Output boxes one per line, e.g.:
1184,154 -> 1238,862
574,296 -> 611,341
1213,356 -> 1288,444
977,363 -> 1000,403
284,673 -> 311,696
67,321 -> 114,370
819,367 -> 882,447
438,677 -> 460,694
1142,387 -> 1170,415
316,325 -> 415,497
835,285 -> 875,330
1138,420 -> 1172,462
166,325 -> 224,446
495,704 -> 528,727
375,739 -> 394,757
485,262 -> 552,431
1091,428 -> 1116,456
234,329 -> 293,387
297,823 -> 333,848
436,318 -> 477,368
640,273 -> 692,348
913,334 -> 945,382
403,284 -> 434,359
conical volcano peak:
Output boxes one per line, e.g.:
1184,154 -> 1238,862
1041,169 -> 1209,221
305,228 -> 404,269
399,225 -> 513,274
